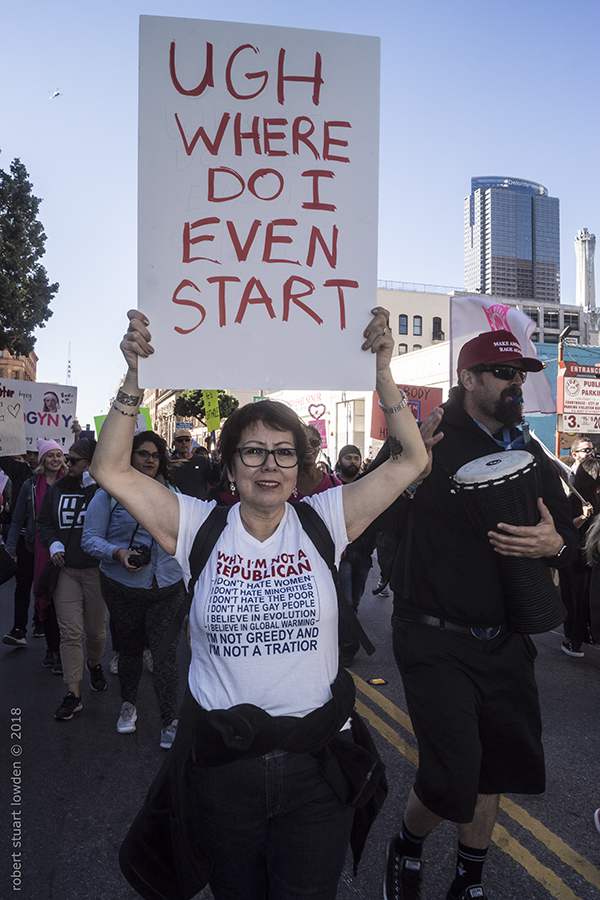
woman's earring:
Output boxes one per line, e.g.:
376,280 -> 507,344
292,487 -> 298,499
229,481 -> 237,495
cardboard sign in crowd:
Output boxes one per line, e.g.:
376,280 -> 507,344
0,379 -> 78,455
138,16 -> 380,392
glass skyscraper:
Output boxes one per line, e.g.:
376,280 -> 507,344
464,176 -> 560,302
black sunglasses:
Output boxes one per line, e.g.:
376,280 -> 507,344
473,365 -> 527,382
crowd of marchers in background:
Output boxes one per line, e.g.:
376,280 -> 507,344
2,426 -> 599,735
0,422 -> 399,737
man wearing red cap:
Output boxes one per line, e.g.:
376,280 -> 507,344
383,330 -> 577,900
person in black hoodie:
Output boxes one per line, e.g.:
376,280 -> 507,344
382,330 -> 578,900
37,438 -> 108,721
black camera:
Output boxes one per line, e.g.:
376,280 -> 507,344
128,543 -> 152,568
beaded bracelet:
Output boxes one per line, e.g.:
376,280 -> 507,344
112,405 -> 137,418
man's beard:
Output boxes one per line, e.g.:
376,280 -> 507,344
493,386 -> 524,427
339,462 -> 360,479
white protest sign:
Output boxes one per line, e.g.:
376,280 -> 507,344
138,16 -> 380,391
0,386 -> 26,455
0,378 -> 78,451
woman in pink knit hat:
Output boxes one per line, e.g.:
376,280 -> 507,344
3,439 -> 67,669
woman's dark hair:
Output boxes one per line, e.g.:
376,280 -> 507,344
218,400 -> 309,472
132,431 -> 170,481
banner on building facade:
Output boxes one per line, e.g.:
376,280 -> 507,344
137,16 -> 380,391
450,295 -> 554,414
0,378 -> 78,451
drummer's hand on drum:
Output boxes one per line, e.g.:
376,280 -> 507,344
488,498 -> 565,558
412,407 -> 444,484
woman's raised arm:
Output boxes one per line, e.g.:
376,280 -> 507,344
89,311 -> 179,556
342,308 -> 432,542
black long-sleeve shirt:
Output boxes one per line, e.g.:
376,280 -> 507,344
37,476 -> 98,568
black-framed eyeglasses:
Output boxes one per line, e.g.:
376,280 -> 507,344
575,447 -> 594,455
237,447 -> 298,468
473,365 -> 527,382
134,449 -> 160,461
65,455 -> 84,465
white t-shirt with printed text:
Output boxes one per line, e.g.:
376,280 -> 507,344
175,487 -> 348,717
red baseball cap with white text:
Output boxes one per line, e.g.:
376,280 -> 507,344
457,330 -> 544,375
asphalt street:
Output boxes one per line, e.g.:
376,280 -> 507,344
1,566 -> 599,900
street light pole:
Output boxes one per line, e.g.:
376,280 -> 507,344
555,325 -> 574,456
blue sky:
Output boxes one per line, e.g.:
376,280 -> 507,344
2,0 -> 599,426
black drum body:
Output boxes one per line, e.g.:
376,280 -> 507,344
451,451 -> 565,634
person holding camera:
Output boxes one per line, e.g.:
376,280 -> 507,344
82,431 -> 185,748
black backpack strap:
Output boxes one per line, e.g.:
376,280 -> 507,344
154,505 -> 230,666
188,505 -> 231,595
292,502 -> 375,656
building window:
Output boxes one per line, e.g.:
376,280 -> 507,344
524,307 -> 539,325
399,315 -> 408,335
398,343 -> 408,354
413,315 -> 423,336
413,344 -> 422,351
563,312 -> 579,330
530,332 -> 539,343
432,316 -> 444,341
544,310 -> 559,330
543,333 -> 559,343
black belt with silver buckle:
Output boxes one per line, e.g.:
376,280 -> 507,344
397,614 -> 505,641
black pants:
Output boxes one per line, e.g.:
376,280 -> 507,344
100,574 -> 184,725
44,603 -> 60,652
189,749 -> 353,899
559,564 -> 591,648
13,537 -> 36,631
339,556 -> 371,612
375,531 -> 397,585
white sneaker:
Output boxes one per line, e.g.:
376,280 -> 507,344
160,719 -> 178,750
116,702 -> 137,734
109,653 -> 119,675
143,648 -> 153,673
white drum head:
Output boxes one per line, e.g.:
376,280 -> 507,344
454,450 -> 535,487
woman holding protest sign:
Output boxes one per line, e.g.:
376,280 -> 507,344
90,306 -> 427,900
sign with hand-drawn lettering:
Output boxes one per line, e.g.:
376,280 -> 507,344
371,385 -> 443,440
138,15 -> 380,391
0,379 -> 78,452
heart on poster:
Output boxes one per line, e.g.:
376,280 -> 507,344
308,404 -> 326,420
8,404 -> 21,418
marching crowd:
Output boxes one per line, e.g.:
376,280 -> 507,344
1,309 -> 600,900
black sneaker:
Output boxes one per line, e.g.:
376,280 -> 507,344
32,624 -> 45,638
383,836 -> 422,899
2,627 -> 27,647
446,886 -> 487,900
88,662 -> 108,692
54,692 -> 83,721
42,650 -> 56,668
